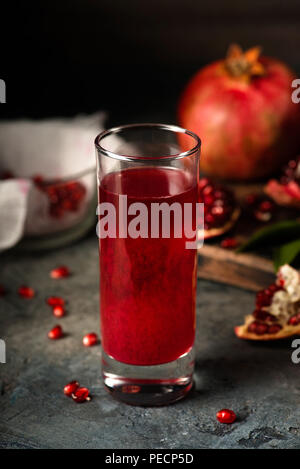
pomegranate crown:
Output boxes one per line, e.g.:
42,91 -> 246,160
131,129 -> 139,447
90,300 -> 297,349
225,44 -> 265,80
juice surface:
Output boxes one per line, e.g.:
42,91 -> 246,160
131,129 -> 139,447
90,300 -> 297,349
99,167 -> 197,366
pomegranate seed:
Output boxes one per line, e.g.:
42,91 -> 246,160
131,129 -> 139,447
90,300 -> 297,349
18,286 -> 35,298
211,205 -> 225,216
48,325 -> 64,340
255,322 -> 269,335
216,409 -> 236,424
83,333 -> 99,347
258,200 -> 274,212
248,321 -> 268,335
253,309 -> 274,322
268,283 -> 279,293
288,315 -> 300,326
204,195 -> 215,205
72,387 -> 91,403
268,324 -> 282,334
50,266 -> 70,279
264,288 -> 273,298
203,185 -> 214,196
256,290 -> 272,307
0,285 -> 6,296
199,178 -> 210,189
53,305 -> 66,317
64,380 -> 79,396
61,199 -> 72,210
46,296 -> 65,307
205,213 -> 215,225
221,237 -> 238,249
279,279 -> 285,287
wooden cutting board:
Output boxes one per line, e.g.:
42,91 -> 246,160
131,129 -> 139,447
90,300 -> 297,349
198,244 -> 274,291
197,182 -> 298,291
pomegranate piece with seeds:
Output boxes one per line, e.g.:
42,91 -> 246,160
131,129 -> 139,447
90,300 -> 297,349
64,381 -> 79,396
216,409 -> 236,424
50,266 -> 70,279
265,156 -> 300,209
48,325 -> 64,340
199,178 -> 240,239
46,296 -> 65,307
18,286 -> 35,298
72,387 -> 91,403
235,264 -> 300,340
34,178 -> 87,219
83,333 -> 99,347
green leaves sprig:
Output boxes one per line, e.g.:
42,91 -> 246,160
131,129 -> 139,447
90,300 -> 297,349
237,220 -> 300,271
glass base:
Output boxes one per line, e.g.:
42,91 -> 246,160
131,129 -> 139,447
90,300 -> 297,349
102,347 -> 195,406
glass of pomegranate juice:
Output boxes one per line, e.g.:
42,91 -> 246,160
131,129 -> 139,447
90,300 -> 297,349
95,124 -> 201,405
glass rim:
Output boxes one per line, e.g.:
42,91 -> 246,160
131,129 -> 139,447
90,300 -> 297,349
95,123 -> 201,161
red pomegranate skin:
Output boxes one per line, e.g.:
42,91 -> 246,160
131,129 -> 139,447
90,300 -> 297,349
178,57 -> 300,180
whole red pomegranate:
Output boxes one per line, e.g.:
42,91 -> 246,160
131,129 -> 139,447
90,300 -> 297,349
178,45 -> 300,181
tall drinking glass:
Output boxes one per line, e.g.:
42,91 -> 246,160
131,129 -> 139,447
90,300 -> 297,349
95,124 -> 201,406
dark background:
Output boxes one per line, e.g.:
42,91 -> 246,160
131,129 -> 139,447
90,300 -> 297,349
2,0 -> 300,124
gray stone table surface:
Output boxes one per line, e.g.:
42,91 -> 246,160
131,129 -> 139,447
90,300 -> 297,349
0,234 -> 300,449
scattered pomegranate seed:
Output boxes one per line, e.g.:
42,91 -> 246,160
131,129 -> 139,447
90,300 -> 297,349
50,266 -> 70,279
83,333 -> 99,347
48,325 -> 64,340
18,285 -> 35,298
221,237 -> 239,249
53,305 -> 66,317
64,380 -> 79,396
72,387 -> 91,403
46,296 -> 65,307
0,285 -> 6,296
279,278 -> 285,287
216,409 -> 236,424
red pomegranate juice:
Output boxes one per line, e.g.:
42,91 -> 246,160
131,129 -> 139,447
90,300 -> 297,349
99,167 -> 197,366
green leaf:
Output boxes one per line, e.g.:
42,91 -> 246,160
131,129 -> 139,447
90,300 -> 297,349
273,239 -> 300,271
236,220 -> 300,253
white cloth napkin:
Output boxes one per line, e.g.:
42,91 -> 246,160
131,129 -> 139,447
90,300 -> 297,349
0,112 -> 106,250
